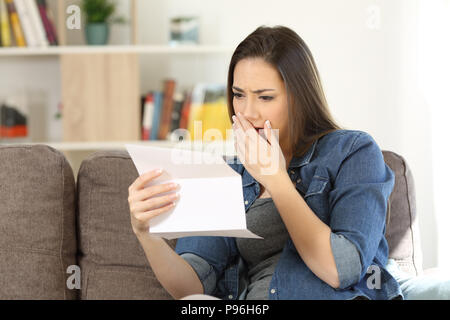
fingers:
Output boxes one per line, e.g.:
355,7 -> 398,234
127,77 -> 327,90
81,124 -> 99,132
269,125 -> 280,148
264,120 -> 271,145
129,181 -> 179,203
233,121 -> 263,166
235,138 -> 245,164
128,169 -> 183,235
233,114 -> 258,139
132,201 -> 176,234
129,185 -> 180,235
233,123 -> 258,152
235,112 -> 253,132
233,126 -> 247,146
134,201 -> 176,223
233,125 -> 245,159
129,168 -> 163,193
131,191 -> 180,214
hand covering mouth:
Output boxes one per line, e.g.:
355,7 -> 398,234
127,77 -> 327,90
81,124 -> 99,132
253,126 -> 267,140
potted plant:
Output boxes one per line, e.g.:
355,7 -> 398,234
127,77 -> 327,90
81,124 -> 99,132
82,0 -> 124,45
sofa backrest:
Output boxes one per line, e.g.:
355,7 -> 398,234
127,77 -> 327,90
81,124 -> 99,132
76,150 -> 176,300
0,145 -> 78,299
382,151 -> 423,276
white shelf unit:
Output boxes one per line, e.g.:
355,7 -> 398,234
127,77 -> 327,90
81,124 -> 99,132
0,0 -> 235,173
0,45 -> 234,56
0,139 -> 236,152
0,43 -> 234,174
5,140 -> 180,151
0,43 -> 233,146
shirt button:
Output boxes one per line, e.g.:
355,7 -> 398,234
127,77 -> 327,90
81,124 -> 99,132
290,170 -> 295,175
244,200 -> 249,205
228,295 -> 233,299
270,289 -> 276,294
296,178 -> 302,183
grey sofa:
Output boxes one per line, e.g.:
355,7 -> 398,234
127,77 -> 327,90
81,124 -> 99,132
0,144 -> 423,299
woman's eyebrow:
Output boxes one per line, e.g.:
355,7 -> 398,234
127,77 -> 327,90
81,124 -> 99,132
232,86 -> 275,94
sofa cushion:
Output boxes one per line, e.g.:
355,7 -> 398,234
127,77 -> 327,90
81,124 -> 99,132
383,151 -> 423,277
77,150 -> 176,300
0,145 -> 78,299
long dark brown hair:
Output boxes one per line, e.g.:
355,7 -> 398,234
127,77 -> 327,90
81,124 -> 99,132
227,25 -> 341,158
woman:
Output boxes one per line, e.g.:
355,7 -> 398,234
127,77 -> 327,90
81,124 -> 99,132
128,25 -> 402,300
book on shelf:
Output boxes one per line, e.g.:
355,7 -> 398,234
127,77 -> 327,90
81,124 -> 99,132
36,0 -> 57,45
150,91 -> 163,140
187,83 -> 231,141
141,92 -> 154,141
139,80 -> 231,142
14,0 -> 38,47
22,0 -> 48,46
178,91 -> 191,130
158,79 -> 176,140
5,0 -> 26,47
170,92 -> 184,136
0,0 -> 11,47
0,0 -> 56,48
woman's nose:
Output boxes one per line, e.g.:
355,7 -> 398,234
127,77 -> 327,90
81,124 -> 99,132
242,99 -> 259,120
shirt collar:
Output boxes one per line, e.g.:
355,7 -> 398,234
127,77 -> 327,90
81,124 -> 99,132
288,139 -> 318,169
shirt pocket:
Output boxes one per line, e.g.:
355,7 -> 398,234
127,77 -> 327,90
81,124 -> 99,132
304,168 -> 331,223
304,176 -> 329,197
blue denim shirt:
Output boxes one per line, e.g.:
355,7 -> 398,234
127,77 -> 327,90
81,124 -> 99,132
175,129 -> 403,300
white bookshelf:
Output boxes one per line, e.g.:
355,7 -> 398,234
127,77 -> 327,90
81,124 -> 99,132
35,140 -> 179,151
0,139 -> 236,152
0,45 -> 234,57
0,0 -> 235,167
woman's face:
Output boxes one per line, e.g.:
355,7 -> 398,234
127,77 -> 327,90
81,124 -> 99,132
232,57 -> 291,155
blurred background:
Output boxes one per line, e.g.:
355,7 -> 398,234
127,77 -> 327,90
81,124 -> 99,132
0,0 -> 449,272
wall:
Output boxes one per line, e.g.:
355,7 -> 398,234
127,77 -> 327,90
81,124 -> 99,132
417,0 -> 450,270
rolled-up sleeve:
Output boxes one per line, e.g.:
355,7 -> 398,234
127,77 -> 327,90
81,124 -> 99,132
180,253 -> 217,295
175,236 -> 237,296
328,132 -> 395,288
330,233 -> 362,289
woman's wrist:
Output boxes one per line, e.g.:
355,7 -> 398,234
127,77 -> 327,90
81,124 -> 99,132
265,170 -> 290,195
135,229 -> 163,243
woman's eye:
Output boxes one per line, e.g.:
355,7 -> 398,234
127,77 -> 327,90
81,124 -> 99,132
260,96 -> 274,101
233,92 -> 243,98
